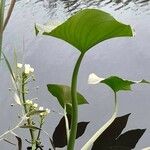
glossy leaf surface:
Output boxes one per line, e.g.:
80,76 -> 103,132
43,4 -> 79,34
47,84 -> 88,114
42,9 -> 133,53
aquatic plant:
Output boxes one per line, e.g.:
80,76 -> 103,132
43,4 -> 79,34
0,7 -> 149,150
36,9 -> 148,150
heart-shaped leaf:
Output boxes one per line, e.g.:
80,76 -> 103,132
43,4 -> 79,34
52,115 -> 89,148
39,9 -> 133,53
92,114 -> 130,149
92,114 -> 146,150
88,73 -> 149,93
47,84 -> 88,114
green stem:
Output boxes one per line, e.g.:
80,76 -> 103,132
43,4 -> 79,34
81,92 -> 118,150
67,53 -> 85,150
64,105 -> 70,143
36,117 -> 44,141
22,75 -> 36,149
0,0 -> 5,60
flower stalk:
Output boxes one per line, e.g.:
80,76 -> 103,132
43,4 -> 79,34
21,73 -> 36,149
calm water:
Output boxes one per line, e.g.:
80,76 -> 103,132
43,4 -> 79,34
0,0 -> 150,149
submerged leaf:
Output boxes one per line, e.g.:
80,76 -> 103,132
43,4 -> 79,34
92,114 -> 130,149
52,116 -> 89,148
115,129 -> 146,149
47,84 -> 88,114
42,9 -> 133,53
92,114 -> 146,150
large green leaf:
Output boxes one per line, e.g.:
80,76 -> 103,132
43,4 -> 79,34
47,84 -> 88,114
41,9 -> 133,53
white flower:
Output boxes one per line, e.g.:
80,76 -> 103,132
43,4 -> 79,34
46,108 -> 50,114
17,63 -> 23,68
88,73 -> 105,84
33,103 -> 38,108
39,107 -> 44,111
26,100 -> 33,105
14,93 -> 21,105
24,64 -> 34,74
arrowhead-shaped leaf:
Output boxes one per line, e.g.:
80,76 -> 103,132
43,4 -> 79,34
101,76 -> 149,93
92,114 -> 146,150
115,129 -> 146,149
92,114 -> 130,149
88,73 -> 150,93
47,84 -> 88,114
52,115 -> 89,148
40,9 -> 133,53
101,76 -> 135,92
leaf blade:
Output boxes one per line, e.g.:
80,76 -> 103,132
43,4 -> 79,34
42,9 -> 133,53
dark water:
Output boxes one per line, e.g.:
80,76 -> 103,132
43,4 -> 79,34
0,0 -> 150,150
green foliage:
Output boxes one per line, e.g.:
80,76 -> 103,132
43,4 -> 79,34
47,84 -> 88,114
100,76 -> 149,93
42,9 -> 133,53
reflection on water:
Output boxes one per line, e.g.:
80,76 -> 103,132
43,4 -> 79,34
38,0 -> 150,16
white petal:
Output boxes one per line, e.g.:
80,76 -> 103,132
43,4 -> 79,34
46,108 -> 50,114
39,107 -> 44,110
14,93 -> 21,105
30,67 -> 34,73
88,73 -> 105,84
33,103 -> 38,108
24,64 -> 31,74
17,63 -> 23,68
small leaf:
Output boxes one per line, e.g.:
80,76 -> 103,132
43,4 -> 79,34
47,84 -> 88,114
42,9 -> 133,53
88,73 -> 150,93
115,129 -> 146,149
35,24 -> 39,36
2,52 -> 15,81
15,136 -> 22,150
20,125 -> 41,130
101,76 -> 135,92
52,116 -> 69,148
52,115 -> 89,148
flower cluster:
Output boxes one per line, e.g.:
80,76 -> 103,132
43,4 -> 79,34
17,63 -> 34,74
26,100 -> 50,117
